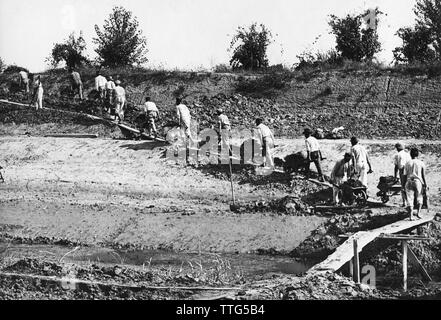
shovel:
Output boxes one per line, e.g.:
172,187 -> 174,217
226,144 -> 240,212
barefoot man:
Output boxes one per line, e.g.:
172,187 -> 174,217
403,148 -> 427,220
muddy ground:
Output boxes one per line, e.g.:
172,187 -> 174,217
1,131 -> 441,299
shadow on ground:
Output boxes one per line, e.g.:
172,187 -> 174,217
119,140 -> 169,151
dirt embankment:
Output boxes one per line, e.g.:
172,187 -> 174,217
2,69 -> 441,139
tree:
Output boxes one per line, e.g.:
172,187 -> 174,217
414,0 -> 441,57
229,23 -> 273,70
393,26 -> 435,63
329,8 -> 382,62
47,32 -> 88,69
0,57 -> 4,73
94,6 -> 148,67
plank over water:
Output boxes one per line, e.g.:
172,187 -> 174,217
308,212 -> 436,274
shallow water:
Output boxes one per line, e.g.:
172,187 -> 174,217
0,242 -> 316,277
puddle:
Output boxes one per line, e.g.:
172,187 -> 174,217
0,242 -> 315,277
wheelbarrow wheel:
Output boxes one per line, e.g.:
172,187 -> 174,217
355,190 -> 368,206
381,195 -> 390,204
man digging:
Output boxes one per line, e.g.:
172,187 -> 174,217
143,97 -> 160,137
330,152 -> 352,205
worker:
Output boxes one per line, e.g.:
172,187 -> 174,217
350,137 -> 373,187
94,71 -> 107,100
255,118 -> 275,169
143,97 -> 160,137
394,142 -> 411,207
176,97 -> 191,141
105,76 -> 116,114
217,108 -> 231,147
303,128 -> 324,181
403,148 -> 427,220
69,68 -> 83,100
19,70 -> 30,94
30,75 -> 43,110
113,80 -> 126,122
330,152 -> 352,205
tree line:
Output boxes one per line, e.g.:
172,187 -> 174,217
11,1 -> 441,72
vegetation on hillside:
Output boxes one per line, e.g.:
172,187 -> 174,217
47,32 -> 89,69
94,6 -> 148,67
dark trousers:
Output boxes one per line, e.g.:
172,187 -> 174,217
306,151 -> 323,176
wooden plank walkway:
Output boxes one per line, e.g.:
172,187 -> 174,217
308,212 -> 436,274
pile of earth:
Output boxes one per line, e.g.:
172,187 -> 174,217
0,258 -> 244,300
365,219 -> 441,281
238,271 -> 382,300
291,211 -> 407,259
238,270 -> 441,300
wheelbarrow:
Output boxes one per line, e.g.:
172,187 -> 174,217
334,179 -> 368,207
376,176 -> 401,204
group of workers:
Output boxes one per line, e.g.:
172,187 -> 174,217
16,70 -> 428,219
18,70 -> 43,110
18,69 -> 127,122
328,140 -> 427,220
69,69 -> 127,122
251,118 -> 427,220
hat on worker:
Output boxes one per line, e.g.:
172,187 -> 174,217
108,76 -> 114,81
303,128 -> 313,135
217,108 -> 223,115
395,142 -> 404,150
115,80 -> 121,85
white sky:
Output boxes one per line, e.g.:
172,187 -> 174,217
0,0 -> 416,72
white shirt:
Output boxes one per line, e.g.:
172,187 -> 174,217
144,101 -> 158,113
105,81 -> 115,90
351,144 -> 368,167
305,136 -> 320,152
114,86 -> 125,98
19,71 -> 28,81
95,75 -> 107,90
218,114 -> 230,127
394,150 -> 411,170
176,104 -> 191,124
257,123 -> 274,143
404,159 -> 425,181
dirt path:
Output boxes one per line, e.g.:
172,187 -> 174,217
1,136 -> 440,255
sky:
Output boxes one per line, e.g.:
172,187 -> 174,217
0,0 -> 417,72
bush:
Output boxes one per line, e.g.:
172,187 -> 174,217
213,64 -> 231,73
3,65 -> 29,74
0,57 -> 4,73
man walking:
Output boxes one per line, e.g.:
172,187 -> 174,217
176,98 -> 191,141
330,153 -> 352,205
350,137 -> 373,187
113,80 -> 126,122
403,148 -> 427,220
143,97 -> 160,137
394,142 -> 411,207
69,68 -> 83,100
256,118 -> 275,169
303,128 -> 324,181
